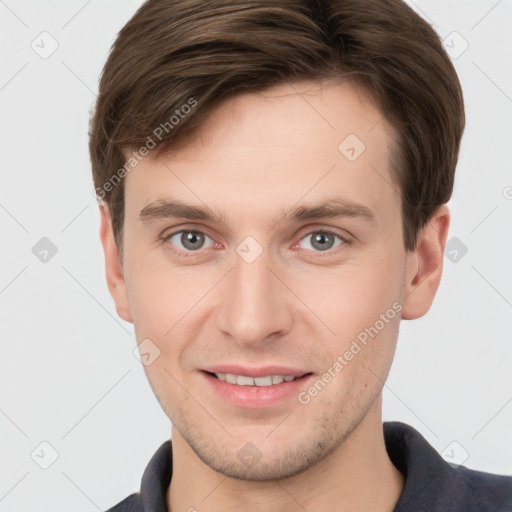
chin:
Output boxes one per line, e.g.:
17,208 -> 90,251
179,416 -> 351,482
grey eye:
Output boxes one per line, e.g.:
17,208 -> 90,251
167,231 -> 214,251
300,231 -> 343,252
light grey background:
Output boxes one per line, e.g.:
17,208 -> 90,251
0,0 -> 511,510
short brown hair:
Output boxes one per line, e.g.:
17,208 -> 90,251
89,0 -> 465,257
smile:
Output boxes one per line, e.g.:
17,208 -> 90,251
210,372 -> 299,386
201,369 -> 314,408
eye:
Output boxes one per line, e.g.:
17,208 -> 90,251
165,230 -> 214,252
297,230 -> 345,252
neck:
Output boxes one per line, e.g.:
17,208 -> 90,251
167,397 -> 403,512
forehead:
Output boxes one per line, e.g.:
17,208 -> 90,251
194,79 -> 392,150
123,79 -> 400,226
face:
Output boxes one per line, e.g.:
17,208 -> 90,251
102,79 -> 432,481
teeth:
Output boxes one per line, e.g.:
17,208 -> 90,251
213,373 -> 298,386
254,376 -> 272,386
225,373 -> 237,384
237,375 -> 254,386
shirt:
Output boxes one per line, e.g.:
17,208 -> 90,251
105,421 -> 512,511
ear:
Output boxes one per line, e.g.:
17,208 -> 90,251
401,204 -> 450,320
98,201 -> 133,324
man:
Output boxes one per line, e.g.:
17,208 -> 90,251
88,0 -> 512,510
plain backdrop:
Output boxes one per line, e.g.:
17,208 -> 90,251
0,0 -> 511,510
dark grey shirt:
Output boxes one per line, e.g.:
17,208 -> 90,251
106,422 -> 512,511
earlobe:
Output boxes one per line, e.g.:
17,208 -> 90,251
98,201 -> 133,324
401,205 -> 450,320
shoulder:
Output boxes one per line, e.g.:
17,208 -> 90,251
384,421 -> 512,511
455,465 -> 512,510
104,492 -> 143,512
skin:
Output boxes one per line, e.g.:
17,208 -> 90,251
99,79 -> 450,511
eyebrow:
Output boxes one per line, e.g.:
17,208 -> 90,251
138,197 -> 376,227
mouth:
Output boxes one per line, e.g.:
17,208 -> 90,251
199,367 -> 315,408
204,371 -> 312,387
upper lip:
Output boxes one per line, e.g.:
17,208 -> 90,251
201,365 -> 311,378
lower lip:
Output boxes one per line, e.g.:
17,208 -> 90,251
201,371 -> 314,409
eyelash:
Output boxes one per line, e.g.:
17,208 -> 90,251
161,227 -> 350,259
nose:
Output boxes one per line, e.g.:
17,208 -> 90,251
214,243 -> 293,348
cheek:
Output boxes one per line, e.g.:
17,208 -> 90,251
317,311 -> 400,417
293,253 -> 404,340
123,256 -> 211,380
123,248 -> 192,336
296,250 -> 404,392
